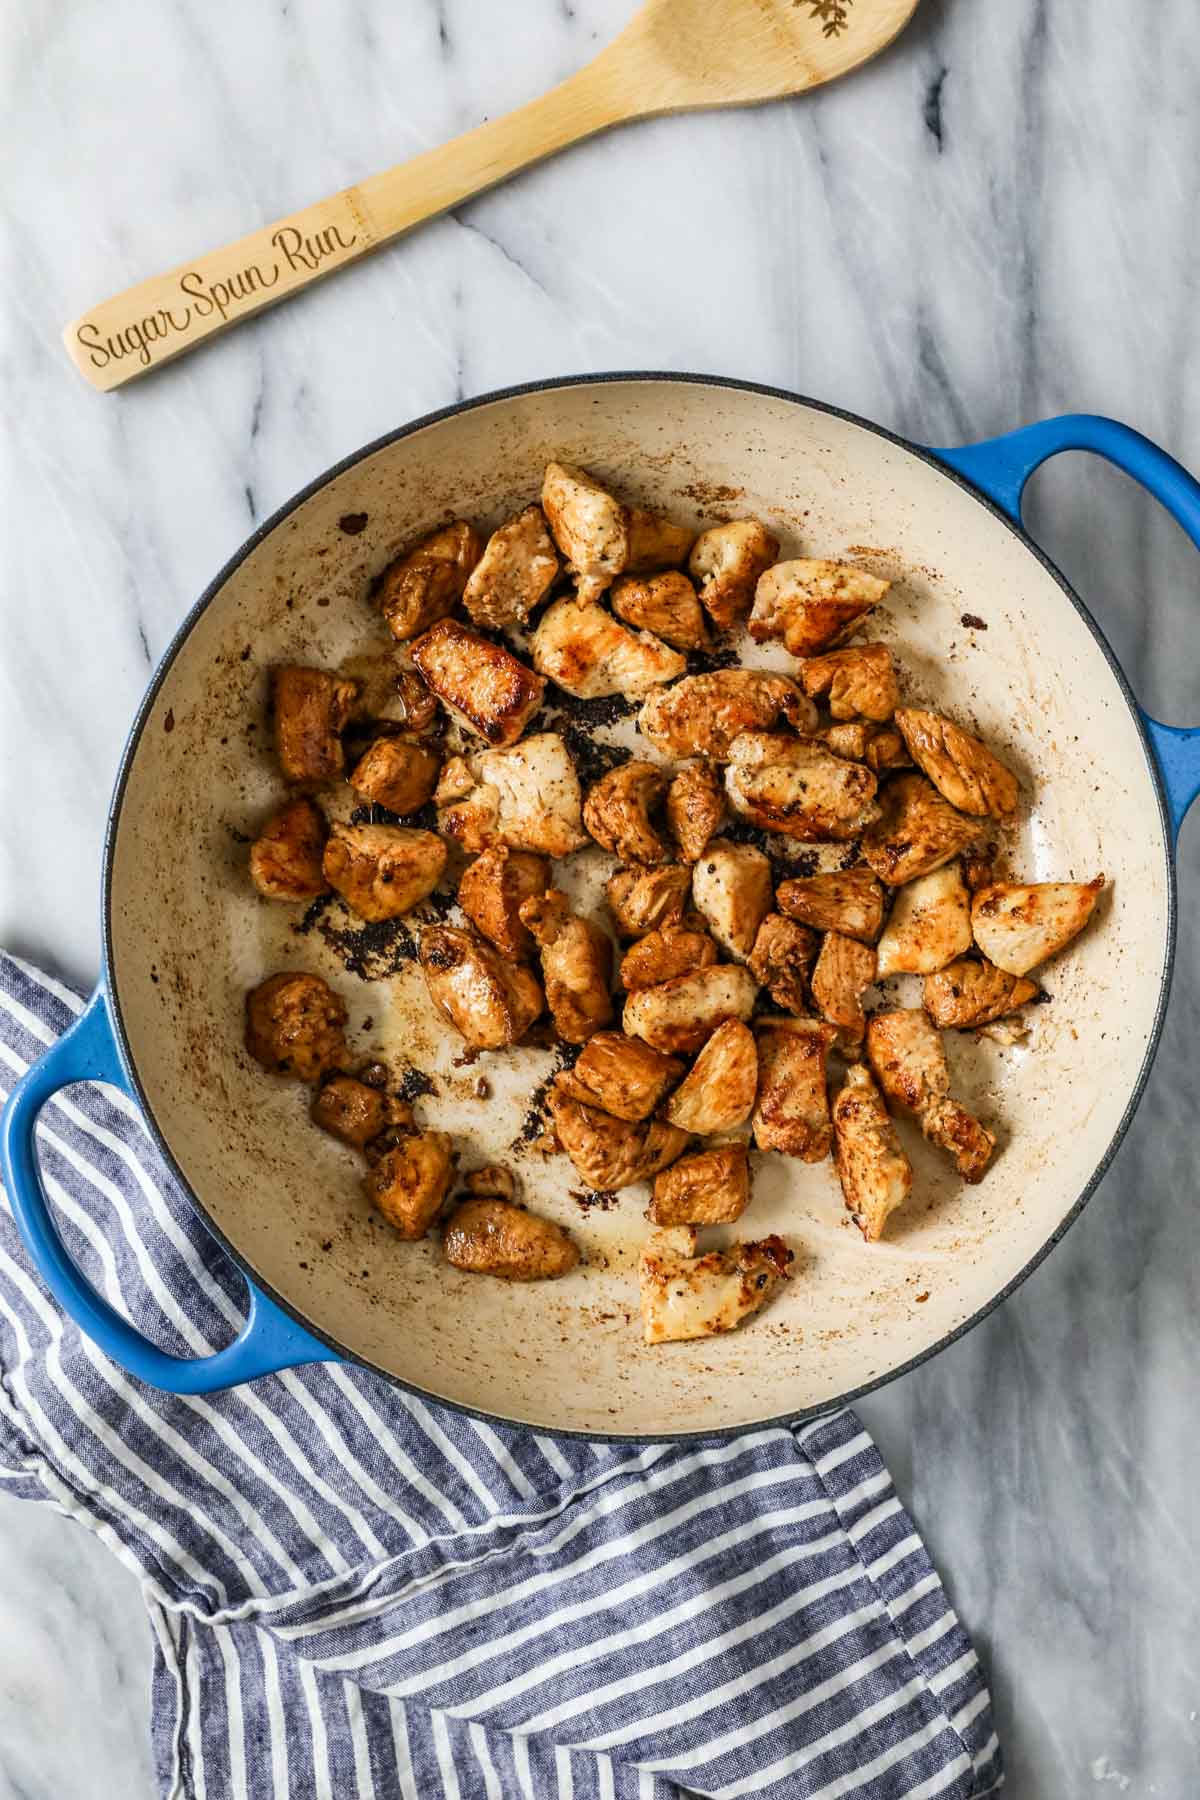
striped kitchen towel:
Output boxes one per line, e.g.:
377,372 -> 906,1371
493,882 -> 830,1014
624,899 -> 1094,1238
0,953 -> 1001,1800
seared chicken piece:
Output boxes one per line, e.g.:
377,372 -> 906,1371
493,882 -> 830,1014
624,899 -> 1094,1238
624,964 -> 759,1056
530,598 -> 686,700
364,1131 -> 456,1238
411,618 -> 544,748
962,851 -> 996,894
724,732 -> 878,841
627,506 -> 695,573
348,737 -> 441,817
272,665 -> 358,784
245,972 -> 348,1082
639,1227 -> 792,1344
971,878 -> 1105,976
832,1064 -> 913,1242
688,519 -> 780,632
894,709 -> 1019,819
376,521 -> 481,642
541,461 -> 630,603
457,846 -> 549,960
620,922 -> 718,991
442,1200 -> 579,1280
605,864 -> 692,938
800,643 -> 899,723
666,762 -> 725,862
462,505 -> 559,630
922,1099 -> 996,1185
311,1075 -> 408,1153
866,726 -> 911,774
866,1008 -> 995,1182
546,1089 -> 689,1190
861,774 -> 985,886
519,890 -> 613,1044
691,839 -> 774,959
749,559 -> 890,656
583,761 -> 670,864
810,932 -> 878,1050
463,1165 -> 519,1202
436,734 -> 587,858
650,1143 -> 750,1227
875,862 -> 973,977
391,669 -> 441,736
752,1017 -> 838,1159
818,721 -> 877,762
553,1033 -> 684,1123
923,958 -> 1040,1030
419,926 -> 543,1050
322,823 -> 447,922
249,796 -> 329,901
663,1018 -> 758,1135
610,571 -> 709,651
639,669 -> 815,761
776,866 -> 885,944
748,913 -> 818,1013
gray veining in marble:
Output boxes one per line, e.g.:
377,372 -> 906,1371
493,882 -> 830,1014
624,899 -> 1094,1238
2,1 -> 1199,1794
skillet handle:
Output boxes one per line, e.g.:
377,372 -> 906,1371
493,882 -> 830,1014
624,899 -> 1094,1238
0,985 -> 339,1393
935,414 -> 1200,839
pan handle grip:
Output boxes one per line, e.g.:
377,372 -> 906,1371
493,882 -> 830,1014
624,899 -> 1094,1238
935,414 -> 1200,839
0,986 -> 339,1393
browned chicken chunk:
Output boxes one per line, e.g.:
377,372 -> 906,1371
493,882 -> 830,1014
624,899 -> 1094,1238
436,734 -> 587,858
639,670 -> 815,761
605,865 -> 692,938
541,461 -> 630,602
245,972 -> 348,1082
724,732 -> 878,841
348,737 -> 441,817
249,797 -> 329,901
411,618 -> 544,748
748,913 -> 818,1013
462,505 -> 559,630
624,964 -> 759,1056
610,571 -> 709,651
620,922 -> 719,991
922,1099 -> 996,1184
546,1089 -> 689,1190
272,665 -> 358,784
442,1200 -> 579,1280
626,506 -> 695,573
419,926 -> 543,1050
894,709 -> 1019,818
833,1064 -> 913,1242
663,1018 -> 758,1135
866,726 -> 911,774
818,722 -> 878,762
639,1228 -> 792,1344
666,762 -> 726,862
650,1143 -> 751,1227
583,761 -> 670,863
688,520 -> 780,632
752,1017 -> 838,1159
691,840 -> 774,959
749,560 -> 889,656
922,958 -> 1040,1029
971,878 -> 1104,975
531,598 -> 686,700
810,933 -> 877,1050
311,1075 -> 409,1152
875,863 -> 973,977
800,643 -> 899,722
866,1008 -> 995,1183
322,823 -> 447,922
364,1132 -> 455,1238
861,774 -> 985,886
463,1165 -> 519,1202
376,521 -> 481,642
519,890 -> 613,1044
553,1033 -> 684,1122
391,669 -> 441,735
776,866 -> 886,943
457,847 -> 549,960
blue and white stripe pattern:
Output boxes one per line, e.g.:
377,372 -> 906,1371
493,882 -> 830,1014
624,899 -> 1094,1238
0,954 -> 1001,1799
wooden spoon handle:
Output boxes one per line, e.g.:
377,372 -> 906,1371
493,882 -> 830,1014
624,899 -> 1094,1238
63,57 -> 627,392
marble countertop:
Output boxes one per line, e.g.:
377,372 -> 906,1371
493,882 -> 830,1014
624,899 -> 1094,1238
2,0 -> 1198,1793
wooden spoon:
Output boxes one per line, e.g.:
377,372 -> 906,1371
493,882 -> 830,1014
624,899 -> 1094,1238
64,0 -> 918,391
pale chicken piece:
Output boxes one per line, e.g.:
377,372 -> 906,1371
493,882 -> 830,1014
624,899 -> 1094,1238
376,521 -> 482,642
518,890 -> 613,1045
691,839 -> 774,959
419,926 -> 543,1050
650,1143 -> 750,1227
364,1132 -> 456,1239
875,862 -> 973,978
626,507 -> 695,573
583,761 -> 670,863
688,520 -> 780,632
272,665 -> 359,784
971,878 -> 1105,976
747,913 -> 818,1013
776,866 -> 886,944
663,1019 -> 758,1135
553,1033 -> 684,1123
832,1064 -> 913,1242
249,797 -> 329,901
724,732 -> 879,841
861,774 -> 986,886
748,560 -> 890,657
546,1089 -> 689,1190
541,461 -> 630,603
311,1076 -> 410,1153
921,1099 -> 997,1185
752,1017 -> 838,1159
639,1228 -> 793,1345
322,823 -> 447,922
639,670 -> 815,762
620,922 -> 719,991
411,618 -> 544,747
866,1009 -> 995,1183
348,737 -> 441,817
605,864 -> 692,938
810,933 -> 878,1050
817,722 -> 877,762
461,505 -> 559,630
800,643 -> 899,722
624,964 -> 759,1056
922,958 -> 1040,1030
894,708 -> 1020,819
610,571 -> 709,651
442,1200 -> 579,1280
436,734 -> 587,857
666,761 -> 725,862
245,972 -> 348,1082
530,598 -> 686,700
457,846 -> 550,960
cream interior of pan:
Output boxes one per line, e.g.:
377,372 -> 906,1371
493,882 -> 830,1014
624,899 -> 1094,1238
106,380 -> 1169,1436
